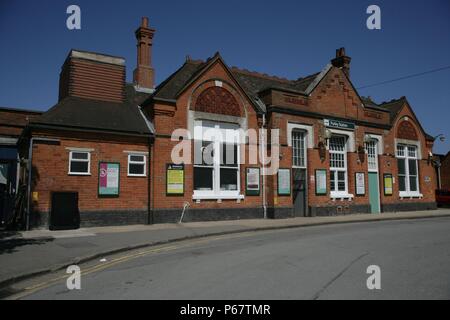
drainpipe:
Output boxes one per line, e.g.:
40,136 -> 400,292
147,138 -> 153,224
261,114 -> 267,219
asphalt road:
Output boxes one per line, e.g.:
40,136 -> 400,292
20,217 -> 450,299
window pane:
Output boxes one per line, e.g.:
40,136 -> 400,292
292,130 -> 305,167
194,141 -> 214,165
220,168 -> 238,190
221,143 -> 238,167
70,161 -> 88,173
396,145 -> 405,157
330,171 -> 335,191
408,159 -> 417,175
130,155 -> 144,162
194,167 -> 213,190
72,152 -> 88,160
397,159 -> 406,175
409,176 -> 418,192
399,176 -> 406,192
129,163 -> 144,175
408,146 -> 417,158
337,171 -> 346,191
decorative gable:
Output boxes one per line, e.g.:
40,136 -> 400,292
397,120 -> 419,140
194,86 -> 241,117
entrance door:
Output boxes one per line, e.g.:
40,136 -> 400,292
50,192 -> 80,230
0,161 -> 13,226
291,129 -> 307,217
366,140 -> 381,213
293,168 -> 306,217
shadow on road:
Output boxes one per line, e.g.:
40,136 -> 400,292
0,231 -> 53,255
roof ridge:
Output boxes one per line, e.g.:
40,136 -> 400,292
380,96 -> 406,106
295,72 -> 320,83
230,66 -> 292,83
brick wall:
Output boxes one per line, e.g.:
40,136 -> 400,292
30,130 -> 150,221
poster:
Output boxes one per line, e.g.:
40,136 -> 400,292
246,167 -> 260,196
355,172 -> 365,196
384,174 -> 393,196
278,169 -> 291,196
167,164 -> 184,195
99,162 -> 120,197
315,169 -> 327,195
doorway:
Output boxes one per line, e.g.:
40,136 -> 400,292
50,192 -> 80,230
292,130 -> 308,217
366,140 -> 381,213
293,168 -> 307,217
0,161 -> 15,227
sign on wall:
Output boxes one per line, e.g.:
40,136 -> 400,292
98,162 -> 120,197
384,174 -> 393,196
315,169 -> 327,195
246,167 -> 260,196
167,164 -> 184,195
324,118 -> 355,130
355,172 -> 365,196
278,168 -> 291,196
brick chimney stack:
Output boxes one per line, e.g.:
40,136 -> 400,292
331,47 -> 351,77
133,17 -> 156,91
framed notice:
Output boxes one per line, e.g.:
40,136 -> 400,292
246,167 -> 260,196
315,169 -> 327,195
277,168 -> 291,196
384,174 -> 393,196
98,162 -> 120,197
166,164 -> 184,195
355,172 -> 365,196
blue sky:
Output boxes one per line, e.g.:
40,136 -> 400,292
0,0 -> 449,153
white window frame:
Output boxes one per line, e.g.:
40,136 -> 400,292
366,139 -> 378,172
327,134 -> 354,200
127,154 -> 147,177
396,144 -> 422,198
193,120 -> 243,200
68,151 -> 91,175
291,129 -> 307,168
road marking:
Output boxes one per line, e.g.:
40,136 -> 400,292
9,231 -> 260,299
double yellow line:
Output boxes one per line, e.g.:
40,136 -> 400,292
9,231 -> 257,300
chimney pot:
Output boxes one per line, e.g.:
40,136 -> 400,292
142,17 -> 149,27
331,47 -> 351,78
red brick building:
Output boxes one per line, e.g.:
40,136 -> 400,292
18,18 -> 437,229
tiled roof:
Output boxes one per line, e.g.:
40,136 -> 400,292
149,55 -> 320,110
32,84 -> 153,135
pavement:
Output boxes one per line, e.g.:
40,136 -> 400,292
1,208 -> 450,290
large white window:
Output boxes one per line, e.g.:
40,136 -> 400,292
329,135 -> 348,196
127,154 -> 146,177
193,120 -> 242,200
69,151 -> 91,175
397,144 -> 420,197
292,130 -> 306,168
